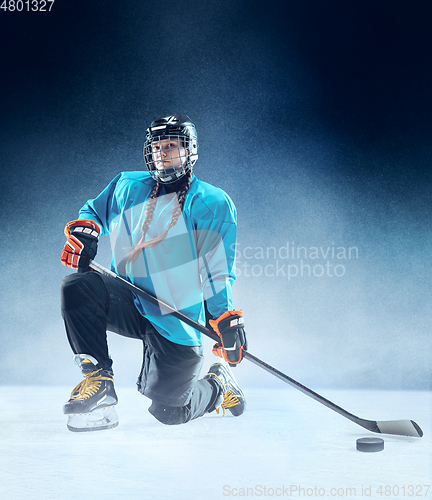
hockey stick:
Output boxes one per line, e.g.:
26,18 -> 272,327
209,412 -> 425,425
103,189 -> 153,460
89,260 -> 423,438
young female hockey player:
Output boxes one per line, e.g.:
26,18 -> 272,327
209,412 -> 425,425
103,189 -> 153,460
60,113 -> 247,431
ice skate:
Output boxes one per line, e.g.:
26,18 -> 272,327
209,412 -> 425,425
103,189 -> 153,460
204,362 -> 246,417
64,354 -> 119,432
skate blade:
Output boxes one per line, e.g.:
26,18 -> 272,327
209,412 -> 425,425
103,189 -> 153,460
67,406 -> 119,432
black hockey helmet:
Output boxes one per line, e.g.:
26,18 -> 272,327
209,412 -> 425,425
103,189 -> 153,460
143,113 -> 198,184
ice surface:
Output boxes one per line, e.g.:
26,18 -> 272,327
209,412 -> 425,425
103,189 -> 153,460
0,387 -> 429,500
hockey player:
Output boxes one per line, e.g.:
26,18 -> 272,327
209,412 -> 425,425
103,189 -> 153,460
60,113 -> 248,431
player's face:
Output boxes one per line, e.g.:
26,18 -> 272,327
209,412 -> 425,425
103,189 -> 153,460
151,137 -> 188,171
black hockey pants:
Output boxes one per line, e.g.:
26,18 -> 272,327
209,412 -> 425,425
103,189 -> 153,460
60,270 -> 221,425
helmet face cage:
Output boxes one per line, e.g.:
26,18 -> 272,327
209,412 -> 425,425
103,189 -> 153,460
143,115 -> 198,184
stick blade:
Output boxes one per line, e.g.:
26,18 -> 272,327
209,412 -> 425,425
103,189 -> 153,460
376,419 -> 423,437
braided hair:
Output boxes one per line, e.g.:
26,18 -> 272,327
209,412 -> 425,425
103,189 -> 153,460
126,168 -> 193,263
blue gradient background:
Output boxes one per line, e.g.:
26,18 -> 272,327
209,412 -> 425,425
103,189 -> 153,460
0,0 -> 430,389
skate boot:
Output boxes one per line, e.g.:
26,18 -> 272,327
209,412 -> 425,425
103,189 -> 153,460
63,354 -> 119,432
204,362 -> 246,417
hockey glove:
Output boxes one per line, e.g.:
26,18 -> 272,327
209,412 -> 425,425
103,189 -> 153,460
60,219 -> 100,272
209,310 -> 247,366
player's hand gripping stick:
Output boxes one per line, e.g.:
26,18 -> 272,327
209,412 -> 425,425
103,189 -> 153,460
61,219 -> 100,272
210,310 -> 247,366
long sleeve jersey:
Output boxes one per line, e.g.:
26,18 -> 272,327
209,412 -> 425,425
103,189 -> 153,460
78,171 -> 237,347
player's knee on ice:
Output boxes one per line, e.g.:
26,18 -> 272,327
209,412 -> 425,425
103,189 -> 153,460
148,401 -> 192,425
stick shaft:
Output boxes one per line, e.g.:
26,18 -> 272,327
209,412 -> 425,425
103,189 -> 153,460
88,261 -> 423,437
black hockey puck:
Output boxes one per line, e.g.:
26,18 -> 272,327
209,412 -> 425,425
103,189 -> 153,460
356,437 -> 384,453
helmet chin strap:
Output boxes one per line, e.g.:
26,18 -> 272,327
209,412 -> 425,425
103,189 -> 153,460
154,163 -> 189,184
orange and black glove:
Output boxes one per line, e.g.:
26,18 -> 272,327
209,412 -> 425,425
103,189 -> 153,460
210,310 -> 247,366
60,219 -> 100,271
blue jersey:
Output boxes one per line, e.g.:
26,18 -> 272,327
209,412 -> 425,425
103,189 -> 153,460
78,171 -> 237,347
